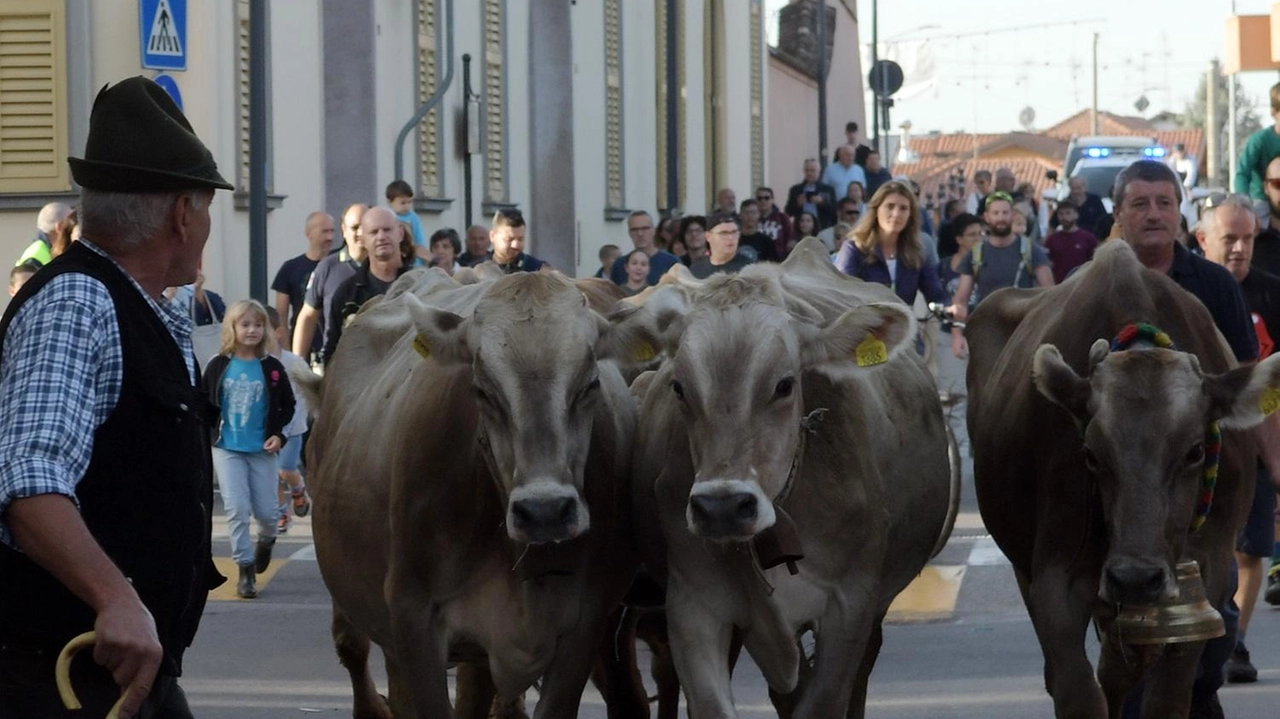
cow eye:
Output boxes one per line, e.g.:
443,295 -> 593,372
472,385 -> 494,406
578,377 -> 601,402
774,377 -> 795,398
671,380 -> 685,399
1185,443 -> 1205,465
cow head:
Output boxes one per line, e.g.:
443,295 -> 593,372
605,270 -> 916,542
404,274 -> 612,545
1034,339 -> 1280,605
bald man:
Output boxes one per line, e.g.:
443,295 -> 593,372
15,202 -> 72,268
322,207 -> 405,362
459,224 -> 490,267
272,211 -> 334,357
292,203 -> 368,365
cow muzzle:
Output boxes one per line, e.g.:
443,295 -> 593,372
686,480 -> 776,542
507,483 -> 590,544
1101,556 -> 1178,606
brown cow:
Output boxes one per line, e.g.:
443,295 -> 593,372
298,269 -> 638,718
604,238 -> 953,718
966,240 -> 1280,717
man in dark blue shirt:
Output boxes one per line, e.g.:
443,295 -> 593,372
609,210 -> 681,286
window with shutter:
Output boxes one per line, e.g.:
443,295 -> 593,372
0,0 -> 69,193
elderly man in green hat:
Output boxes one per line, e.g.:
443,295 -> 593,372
0,76 -> 232,719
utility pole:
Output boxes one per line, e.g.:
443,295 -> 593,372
1207,59 -> 1219,188
1229,0 -> 1237,191
817,0 -> 828,162
871,0 -> 879,157
248,0 -> 267,302
1090,32 -> 1099,135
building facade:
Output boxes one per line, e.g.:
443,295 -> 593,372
0,0 -> 845,306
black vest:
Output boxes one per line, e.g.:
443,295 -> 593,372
0,242 -> 220,675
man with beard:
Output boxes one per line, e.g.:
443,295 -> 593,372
488,208 -> 546,274
322,207 -> 405,363
754,186 -> 794,259
1253,156 -> 1280,610
950,191 -> 1053,358
1057,175 -> 1109,238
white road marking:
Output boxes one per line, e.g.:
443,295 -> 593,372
967,536 -> 1010,566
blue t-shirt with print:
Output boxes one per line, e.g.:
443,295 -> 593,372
217,357 -> 268,453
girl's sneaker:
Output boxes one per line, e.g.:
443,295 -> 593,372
277,509 -> 292,534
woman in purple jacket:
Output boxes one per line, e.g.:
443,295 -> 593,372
833,180 -> 947,308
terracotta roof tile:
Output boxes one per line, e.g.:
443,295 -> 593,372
910,157 -> 1061,209
1042,110 -> 1155,140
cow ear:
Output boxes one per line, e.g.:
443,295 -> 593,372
405,294 -> 472,366
1205,353 -> 1280,429
802,302 -> 915,368
1033,344 -> 1092,418
596,285 -> 689,366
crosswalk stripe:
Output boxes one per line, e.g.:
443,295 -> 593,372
966,536 -> 1011,566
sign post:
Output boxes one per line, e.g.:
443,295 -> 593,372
139,0 -> 187,71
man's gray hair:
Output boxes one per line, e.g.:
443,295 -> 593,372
1200,194 -> 1258,234
36,202 -> 71,234
1112,160 -> 1183,209
79,189 -> 209,246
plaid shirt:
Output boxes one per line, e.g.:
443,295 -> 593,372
0,240 -> 196,548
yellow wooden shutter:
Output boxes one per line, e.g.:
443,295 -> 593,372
0,0 -> 68,193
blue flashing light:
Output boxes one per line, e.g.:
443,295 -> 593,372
1085,147 -> 1111,158
1143,146 -> 1167,158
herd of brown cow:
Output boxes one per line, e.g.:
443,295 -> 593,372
291,238 -> 1280,718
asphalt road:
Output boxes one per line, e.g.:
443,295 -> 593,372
179,328 -> 1280,717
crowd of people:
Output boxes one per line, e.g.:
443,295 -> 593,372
7,71 -> 1280,718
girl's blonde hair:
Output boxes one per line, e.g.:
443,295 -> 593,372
850,181 -> 924,269
219,299 -> 273,358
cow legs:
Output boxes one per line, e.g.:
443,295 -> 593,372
1135,642 -> 1200,719
530,612 -> 610,719
844,615 -> 885,719
1095,638 -> 1161,719
790,594 -> 878,719
1026,567 -> 1107,719
666,579 -> 737,718
454,663 -> 497,719
590,606 -> 650,719
331,605 -> 391,719
638,611 -> 680,719
386,577 -> 455,718
384,653 -> 419,719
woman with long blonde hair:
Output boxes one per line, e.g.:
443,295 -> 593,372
833,180 -> 947,308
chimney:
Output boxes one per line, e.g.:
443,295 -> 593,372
776,0 -> 836,80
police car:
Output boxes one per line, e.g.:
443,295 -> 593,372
1039,137 -> 1198,234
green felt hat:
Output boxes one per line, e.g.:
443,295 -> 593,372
69,76 -> 233,192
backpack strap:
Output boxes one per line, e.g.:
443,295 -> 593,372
1013,236 -> 1034,287
971,241 -> 983,282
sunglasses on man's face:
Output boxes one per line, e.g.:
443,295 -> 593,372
1267,178 -> 1280,190
756,195 -> 772,201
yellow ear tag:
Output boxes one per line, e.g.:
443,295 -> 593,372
632,341 -> 656,363
855,335 -> 888,367
412,334 -> 432,360
1260,386 -> 1280,416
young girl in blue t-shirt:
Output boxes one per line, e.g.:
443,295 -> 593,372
203,300 -> 295,599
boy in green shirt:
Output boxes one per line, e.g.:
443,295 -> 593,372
1236,82 -> 1280,200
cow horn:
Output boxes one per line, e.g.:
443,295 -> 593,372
1088,339 -> 1110,373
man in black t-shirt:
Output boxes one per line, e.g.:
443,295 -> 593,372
323,207 -> 406,363
736,199 -> 777,262
271,211 -> 333,358
291,203 -> 367,365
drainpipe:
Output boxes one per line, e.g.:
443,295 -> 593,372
462,53 -> 475,228
248,0 -> 267,302
394,0 -> 455,183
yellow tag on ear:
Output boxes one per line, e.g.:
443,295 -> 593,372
412,334 -> 432,360
855,335 -> 888,367
1260,386 -> 1280,416
632,341 -> 656,363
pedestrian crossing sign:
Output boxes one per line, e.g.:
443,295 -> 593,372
139,0 -> 187,71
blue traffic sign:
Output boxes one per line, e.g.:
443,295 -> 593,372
152,74 -> 183,112
140,0 -> 187,71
